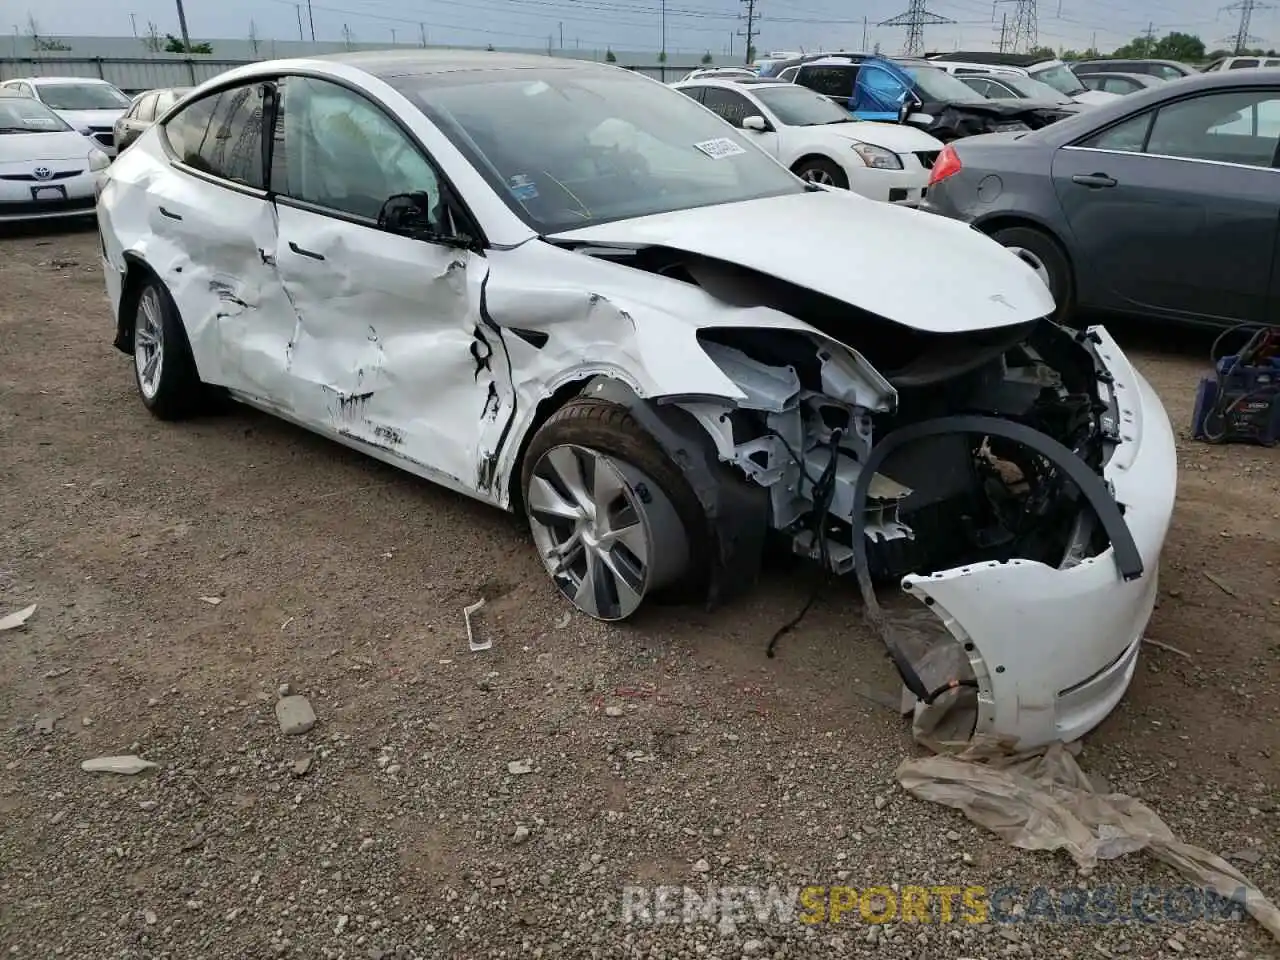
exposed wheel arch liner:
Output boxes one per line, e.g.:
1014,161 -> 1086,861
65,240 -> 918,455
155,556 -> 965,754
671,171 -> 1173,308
114,252 -> 157,354
850,414 -> 1144,703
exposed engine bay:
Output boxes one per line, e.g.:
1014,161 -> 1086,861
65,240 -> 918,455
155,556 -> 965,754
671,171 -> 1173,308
574,243 -> 1123,590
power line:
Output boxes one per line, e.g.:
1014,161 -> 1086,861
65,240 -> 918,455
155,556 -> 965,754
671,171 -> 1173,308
878,0 -> 955,55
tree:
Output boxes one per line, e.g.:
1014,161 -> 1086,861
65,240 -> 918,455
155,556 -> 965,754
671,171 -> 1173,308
701,50 -> 713,64
486,43 -> 495,51
1028,45 -> 1056,60
605,47 -> 616,62
1113,31 -> 1203,62
1060,47 -> 1101,60
26,15 -> 71,52
142,22 -> 162,53
657,50 -> 667,63
164,33 -> 213,54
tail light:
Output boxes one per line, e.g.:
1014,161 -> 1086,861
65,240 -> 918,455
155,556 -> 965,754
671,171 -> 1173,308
928,144 -> 962,187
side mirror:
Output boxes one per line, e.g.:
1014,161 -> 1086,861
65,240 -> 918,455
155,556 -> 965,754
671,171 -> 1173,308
378,191 -> 439,235
742,114 -> 770,131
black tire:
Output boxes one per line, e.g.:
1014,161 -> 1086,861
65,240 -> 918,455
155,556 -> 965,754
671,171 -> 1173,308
793,156 -> 850,190
989,225 -> 1076,324
131,276 -> 204,420
520,399 -> 711,605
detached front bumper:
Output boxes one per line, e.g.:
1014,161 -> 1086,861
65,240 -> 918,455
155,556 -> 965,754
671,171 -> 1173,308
901,328 -> 1177,747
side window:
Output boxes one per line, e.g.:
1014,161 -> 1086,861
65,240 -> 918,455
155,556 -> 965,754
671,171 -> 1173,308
699,87 -> 755,127
135,93 -> 159,123
162,83 -> 266,188
675,86 -> 705,104
1155,66 -> 1183,81
986,80 -> 1018,99
962,77 -> 994,97
1229,59 -> 1259,69
1151,89 -> 1280,165
778,66 -> 799,82
797,66 -> 855,100
1080,111 -> 1153,152
273,75 -> 443,224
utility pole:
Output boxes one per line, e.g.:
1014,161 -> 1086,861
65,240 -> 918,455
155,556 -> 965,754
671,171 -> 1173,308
1221,0 -> 1270,54
738,0 -> 758,65
559,21 -> 563,50
997,12 -> 1009,51
130,13 -> 138,37
295,5 -> 304,40
174,0 -> 192,53
861,15 -> 868,49
661,0 -> 667,59
419,22 -> 427,46
391,27 -> 397,44
307,0 -> 316,43
342,23 -> 353,49
249,19 -> 260,56
878,0 -> 954,56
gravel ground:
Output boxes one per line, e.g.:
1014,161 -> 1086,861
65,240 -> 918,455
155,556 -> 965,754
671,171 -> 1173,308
1,222 -> 1278,960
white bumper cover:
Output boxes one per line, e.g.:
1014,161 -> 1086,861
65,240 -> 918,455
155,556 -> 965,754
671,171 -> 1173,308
902,328 -> 1177,747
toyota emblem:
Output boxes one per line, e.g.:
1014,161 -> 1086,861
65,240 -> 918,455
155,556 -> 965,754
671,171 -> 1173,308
32,166 -> 53,180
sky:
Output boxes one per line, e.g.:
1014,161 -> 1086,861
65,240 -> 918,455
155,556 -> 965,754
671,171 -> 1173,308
10,0 -> 1274,59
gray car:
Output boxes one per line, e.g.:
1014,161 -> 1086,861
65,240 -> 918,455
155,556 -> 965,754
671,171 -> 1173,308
1075,72 -> 1165,96
921,70 -> 1280,327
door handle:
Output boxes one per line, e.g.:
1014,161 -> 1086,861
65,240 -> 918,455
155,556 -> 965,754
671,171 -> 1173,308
158,205 -> 182,220
1071,173 -> 1117,188
288,240 -> 325,261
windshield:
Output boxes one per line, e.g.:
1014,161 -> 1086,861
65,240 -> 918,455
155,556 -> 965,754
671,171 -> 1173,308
400,69 -> 805,234
1002,75 -> 1072,102
903,66 -> 988,103
1028,63 -> 1087,96
34,82 -> 130,110
0,96 -> 72,134
754,84 -> 853,125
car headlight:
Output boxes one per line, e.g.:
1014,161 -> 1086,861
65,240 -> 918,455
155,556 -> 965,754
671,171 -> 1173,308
849,141 -> 903,170
88,148 -> 111,171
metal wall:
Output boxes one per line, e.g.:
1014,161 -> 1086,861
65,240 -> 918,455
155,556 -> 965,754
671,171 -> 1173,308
0,56 -> 685,93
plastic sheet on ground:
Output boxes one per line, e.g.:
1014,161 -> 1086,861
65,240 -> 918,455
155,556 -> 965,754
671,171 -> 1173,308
895,731 -> 1280,941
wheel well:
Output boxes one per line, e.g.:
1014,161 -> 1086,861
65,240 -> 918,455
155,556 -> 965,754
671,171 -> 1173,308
790,153 -> 835,173
505,377 -> 595,516
114,254 -> 157,355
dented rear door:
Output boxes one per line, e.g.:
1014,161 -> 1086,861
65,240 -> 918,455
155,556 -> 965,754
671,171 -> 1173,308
266,74 -> 513,498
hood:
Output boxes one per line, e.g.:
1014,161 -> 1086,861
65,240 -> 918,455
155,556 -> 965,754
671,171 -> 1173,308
0,130 -> 96,164
824,120 -> 943,153
549,191 -> 1055,334
1069,90 -> 1120,106
53,108 -> 125,128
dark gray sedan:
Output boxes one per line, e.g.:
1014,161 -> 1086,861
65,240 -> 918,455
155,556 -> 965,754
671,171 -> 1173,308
922,70 -> 1280,326
113,86 -> 190,152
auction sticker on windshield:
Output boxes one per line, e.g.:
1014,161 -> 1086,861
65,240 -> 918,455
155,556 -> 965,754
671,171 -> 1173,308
693,137 -> 747,159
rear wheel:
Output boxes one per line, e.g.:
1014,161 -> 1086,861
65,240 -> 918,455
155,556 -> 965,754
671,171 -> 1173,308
132,277 -> 204,419
989,225 -> 1076,324
793,156 -> 849,190
520,399 -> 706,621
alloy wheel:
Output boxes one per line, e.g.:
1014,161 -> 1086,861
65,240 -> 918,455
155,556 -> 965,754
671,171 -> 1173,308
526,444 -> 689,621
134,287 -> 165,399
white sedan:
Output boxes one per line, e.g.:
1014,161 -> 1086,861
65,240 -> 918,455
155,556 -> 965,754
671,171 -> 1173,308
673,78 -> 944,204
0,93 -> 110,222
97,52 -> 1176,750
0,77 -> 131,156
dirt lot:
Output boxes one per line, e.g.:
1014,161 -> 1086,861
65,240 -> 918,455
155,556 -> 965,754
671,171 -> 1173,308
1,222 -> 1278,960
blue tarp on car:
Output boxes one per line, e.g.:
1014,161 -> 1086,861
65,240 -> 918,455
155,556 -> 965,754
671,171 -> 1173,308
851,56 -> 915,122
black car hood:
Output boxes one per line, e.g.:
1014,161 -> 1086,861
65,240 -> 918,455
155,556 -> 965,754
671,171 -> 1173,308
917,98 -> 1077,140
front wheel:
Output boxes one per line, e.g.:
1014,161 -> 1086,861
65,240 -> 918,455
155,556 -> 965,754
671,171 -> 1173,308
793,157 -> 849,190
520,400 -> 706,621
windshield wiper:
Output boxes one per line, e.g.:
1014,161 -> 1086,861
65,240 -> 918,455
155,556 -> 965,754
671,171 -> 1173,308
821,118 -> 854,124
0,126 -> 34,133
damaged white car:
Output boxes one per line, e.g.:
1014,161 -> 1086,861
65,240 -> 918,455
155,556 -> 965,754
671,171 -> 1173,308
97,51 -> 1177,749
